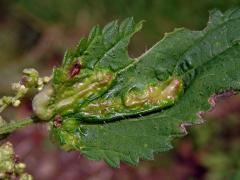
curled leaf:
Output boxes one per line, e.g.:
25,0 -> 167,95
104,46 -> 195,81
32,10 -> 240,167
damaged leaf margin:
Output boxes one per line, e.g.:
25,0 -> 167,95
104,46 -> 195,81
35,9 -> 240,167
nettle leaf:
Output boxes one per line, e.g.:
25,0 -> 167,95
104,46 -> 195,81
32,9 -> 240,167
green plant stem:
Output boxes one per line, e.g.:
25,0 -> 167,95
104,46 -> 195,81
0,117 -> 39,136
0,104 -> 7,114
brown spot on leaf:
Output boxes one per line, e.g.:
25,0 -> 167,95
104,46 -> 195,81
53,115 -> 62,128
69,60 -> 81,78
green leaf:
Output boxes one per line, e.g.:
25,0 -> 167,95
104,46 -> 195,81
34,9 -> 240,167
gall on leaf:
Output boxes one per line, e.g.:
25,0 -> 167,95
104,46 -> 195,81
33,12 -> 240,167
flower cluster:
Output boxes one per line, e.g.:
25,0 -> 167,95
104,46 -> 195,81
0,142 -> 32,179
0,68 -> 51,122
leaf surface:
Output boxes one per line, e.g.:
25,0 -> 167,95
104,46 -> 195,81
45,9 -> 240,167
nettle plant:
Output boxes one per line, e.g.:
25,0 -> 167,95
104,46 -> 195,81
1,8 -> 240,174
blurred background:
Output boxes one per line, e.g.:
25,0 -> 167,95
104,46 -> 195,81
1,0 -> 240,179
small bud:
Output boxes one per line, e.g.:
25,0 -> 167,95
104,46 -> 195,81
22,68 -> 39,88
37,86 -> 43,91
37,79 -> 43,86
19,173 -> 33,180
15,163 -> 26,174
19,85 -> 28,94
23,68 -> 39,77
43,76 -> 51,83
20,85 -> 25,89
12,100 -> 21,107
11,83 -> 21,91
